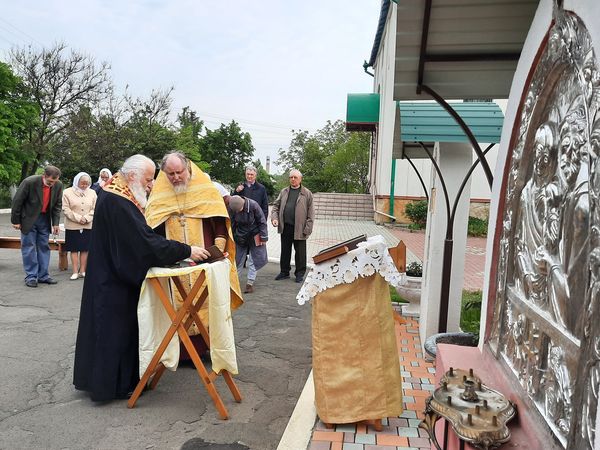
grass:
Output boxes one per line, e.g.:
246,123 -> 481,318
389,285 -> 482,337
389,285 -> 408,304
460,290 -> 482,337
468,217 -> 488,237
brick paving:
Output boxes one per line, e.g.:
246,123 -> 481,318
307,314 -> 435,450
387,227 -> 487,292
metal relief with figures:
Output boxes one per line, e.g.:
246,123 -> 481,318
491,5 -> 600,449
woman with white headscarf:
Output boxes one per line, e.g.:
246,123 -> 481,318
91,168 -> 112,193
62,172 -> 97,280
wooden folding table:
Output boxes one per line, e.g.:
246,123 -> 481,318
128,262 -> 242,419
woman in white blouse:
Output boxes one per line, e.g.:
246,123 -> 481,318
62,172 -> 97,280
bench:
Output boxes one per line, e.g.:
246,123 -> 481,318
0,236 -> 68,271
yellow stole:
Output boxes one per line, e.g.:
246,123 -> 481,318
145,163 -> 243,331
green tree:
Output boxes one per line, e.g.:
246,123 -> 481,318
10,42 -> 111,180
0,61 -> 39,186
200,120 -> 254,185
120,88 -> 176,163
276,120 -> 370,193
175,106 -> 209,171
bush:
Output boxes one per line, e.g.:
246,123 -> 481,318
404,200 -> 428,229
389,286 -> 408,304
406,261 -> 423,277
468,216 -> 488,237
460,290 -> 482,338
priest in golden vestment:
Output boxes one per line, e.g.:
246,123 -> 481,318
145,151 -> 243,359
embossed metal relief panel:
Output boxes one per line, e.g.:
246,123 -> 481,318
490,6 -> 600,449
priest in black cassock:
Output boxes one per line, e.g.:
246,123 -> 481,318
73,154 -> 210,402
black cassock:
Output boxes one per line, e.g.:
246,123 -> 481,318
73,190 -> 191,401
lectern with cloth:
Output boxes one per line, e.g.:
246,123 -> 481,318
128,259 -> 241,419
297,235 -> 405,427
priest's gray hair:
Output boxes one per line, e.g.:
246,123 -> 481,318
121,154 -> 155,179
160,151 -> 188,170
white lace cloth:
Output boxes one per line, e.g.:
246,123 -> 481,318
297,235 -> 406,305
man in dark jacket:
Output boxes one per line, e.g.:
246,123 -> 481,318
234,165 -> 269,219
11,166 -> 63,287
270,169 -> 314,283
233,165 -> 269,291
228,195 -> 268,293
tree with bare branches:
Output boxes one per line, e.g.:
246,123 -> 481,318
10,42 -> 111,180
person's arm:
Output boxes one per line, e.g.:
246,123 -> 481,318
271,191 -> 282,226
254,203 -> 268,242
260,186 -> 269,220
62,190 -> 83,223
52,183 -> 63,233
304,191 -> 314,237
10,181 -> 28,228
83,191 -> 96,224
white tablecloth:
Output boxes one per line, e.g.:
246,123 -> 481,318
296,235 -> 406,305
138,259 -> 238,377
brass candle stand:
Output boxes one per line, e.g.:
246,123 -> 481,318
419,368 -> 516,450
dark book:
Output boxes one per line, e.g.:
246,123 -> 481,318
170,245 -> 226,268
312,234 -> 367,264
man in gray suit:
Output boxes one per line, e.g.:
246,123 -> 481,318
11,166 -> 63,287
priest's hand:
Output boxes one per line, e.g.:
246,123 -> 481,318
190,246 -> 211,261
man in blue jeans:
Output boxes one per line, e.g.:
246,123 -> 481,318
11,166 -> 63,287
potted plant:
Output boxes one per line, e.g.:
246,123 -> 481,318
396,261 -> 423,316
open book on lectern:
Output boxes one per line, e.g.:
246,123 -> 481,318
312,234 -> 367,264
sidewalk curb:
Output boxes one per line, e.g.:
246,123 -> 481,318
0,209 -> 10,214
277,370 -> 316,450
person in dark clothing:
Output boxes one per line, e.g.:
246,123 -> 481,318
233,165 -> 269,289
270,169 -> 314,283
91,168 -> 112,193
73,154 -> 210,402
233,165 -> 269,219
228,195 -> 268,293
11,165 -> 63,287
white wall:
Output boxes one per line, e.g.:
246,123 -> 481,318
371,2 -> 397,198
393,145 -> 499,200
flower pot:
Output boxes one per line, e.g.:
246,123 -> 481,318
396,275 -> 422,316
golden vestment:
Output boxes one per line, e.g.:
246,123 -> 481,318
145,162 -> 243,332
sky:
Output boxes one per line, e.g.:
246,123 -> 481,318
0,1 -> 382,174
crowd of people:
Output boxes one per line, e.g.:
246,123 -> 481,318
9,152 -> 315,401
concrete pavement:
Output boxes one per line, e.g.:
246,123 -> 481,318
0,208 -> 471,450
0,213 -> 311,450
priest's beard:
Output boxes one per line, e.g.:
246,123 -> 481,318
130,180 -> 148,208
173,181 -> 189,195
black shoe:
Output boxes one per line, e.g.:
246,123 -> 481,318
25,280 -> 38,288
38,277 -> 58,285
275,273 -> 290,281
295,275 -> 304,283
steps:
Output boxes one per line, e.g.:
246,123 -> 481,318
313,193 -> 374,221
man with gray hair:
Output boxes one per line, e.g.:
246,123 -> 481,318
74,154 -> 211,402
271,169 -> 314,283
11,165 -> 63,287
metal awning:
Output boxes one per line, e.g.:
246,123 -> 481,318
401,101 -> 503,141
368,0 -> 539,100
346,93 -> 380,131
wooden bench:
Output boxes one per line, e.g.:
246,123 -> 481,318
0,236 -> 68,271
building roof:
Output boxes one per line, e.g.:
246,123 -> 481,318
368,0 -> 539,100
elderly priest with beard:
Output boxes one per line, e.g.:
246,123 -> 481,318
145,151 -> 243,361
73,154 -> 211,402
